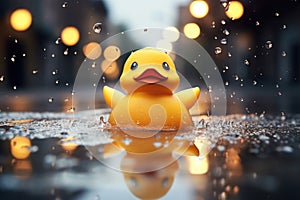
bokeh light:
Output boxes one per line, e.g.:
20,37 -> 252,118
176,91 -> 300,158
183,23 -> 201,39
61,26 -> 80,46
101,60 -> 120,79
189,0 -> 209,18
225,1 -> 244,20
83,42 -> 102,60
10,9 -> 32,31
162,26 -> 180,42
103,45 -> 121,61
10,136 -> 31,159
156,40 -> 173,52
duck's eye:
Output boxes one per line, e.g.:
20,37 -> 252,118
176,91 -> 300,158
130,62 -> 138,70
162,62 -> 170,71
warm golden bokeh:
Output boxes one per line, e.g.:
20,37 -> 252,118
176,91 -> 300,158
10,136 -> 31,159
225,1 -> 244,20
61,26 -> 80,46
10,8 -> 32,31
101,60 -> 120,79
189,0 -> 209,18
83,42 -> 102,60
103,45 -> 121,61
183,23 -> 201,39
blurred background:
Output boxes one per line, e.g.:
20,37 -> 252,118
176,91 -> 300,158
0,0 -> 300,115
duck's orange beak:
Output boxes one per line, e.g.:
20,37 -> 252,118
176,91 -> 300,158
134,68 -> 167,84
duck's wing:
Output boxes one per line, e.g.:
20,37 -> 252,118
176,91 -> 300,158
175,87 -> 200,110
174,143 -> 200,157
103,86 -> 125,109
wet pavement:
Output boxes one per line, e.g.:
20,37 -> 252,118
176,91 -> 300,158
0,110 -> 300,200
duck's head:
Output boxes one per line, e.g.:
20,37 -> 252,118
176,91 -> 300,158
120,48 -> 180,93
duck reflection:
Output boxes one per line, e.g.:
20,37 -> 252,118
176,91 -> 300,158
103,129 -> 200,199
10,136 -> 32,179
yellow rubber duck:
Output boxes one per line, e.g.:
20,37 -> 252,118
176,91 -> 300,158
103,48 -> 200,130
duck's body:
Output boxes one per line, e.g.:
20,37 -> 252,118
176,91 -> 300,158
103,48 -> 200,131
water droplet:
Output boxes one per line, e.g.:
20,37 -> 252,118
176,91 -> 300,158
282,24 -> 287,29
153,141 -> 162,148
0,76 -> 4,82
32,70 -> 38,74
211,21 -> 216,28
225,81 -> 229,86
278,91 -> 282,96
221,19 -> 226,25
244,59 -> 250,66
223,29 -> 230,35
220,0 -> 229,11
13,85 -> 17,90
55,80 -> 59,84
51,54 -> 55,58
217,145 -> 225,151
228,52 -> 232,57
14,39 -> 18,43
265,41 -> 273,49
92,62 -> 96,68
259,135 -> 269,141
62,2 -> 68,8
220,38 -> 227,45
275,12 -> 280,17
122,138 -> 132,146
11,56 -> 16,62
253,80 -> 257,85
276,146 -> 293,153
93,23 -> 102,34
63,48 -> 68,55
144,28 -> 148,32
48,97 -> 54,103
255,21 -> 260,26
281,51 -> 286,56
55,38 -> 61,44
215,47 -> 222,55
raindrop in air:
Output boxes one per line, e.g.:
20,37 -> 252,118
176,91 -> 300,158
281,51 -> 286,56
282,24 -> 287,29
0,76 -> 4,82
255,21 -> 260,26
93,23 -> 102,34
275,12 -> 280,17
11,56 -> 16,62
62,2 -> 68,8
55,38 -> 61,44
63,48 -> 69,55
244,59 -> 250,66
220,38 -> 227,45
265,41 -> 273,49
215,47 -> 222,55
48,97 -> 54,103
221,20 -> 226,25
32,70 -> 38,74
223,29 -> 230,35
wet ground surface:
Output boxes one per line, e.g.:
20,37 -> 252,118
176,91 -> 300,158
1,110 -> 300,200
